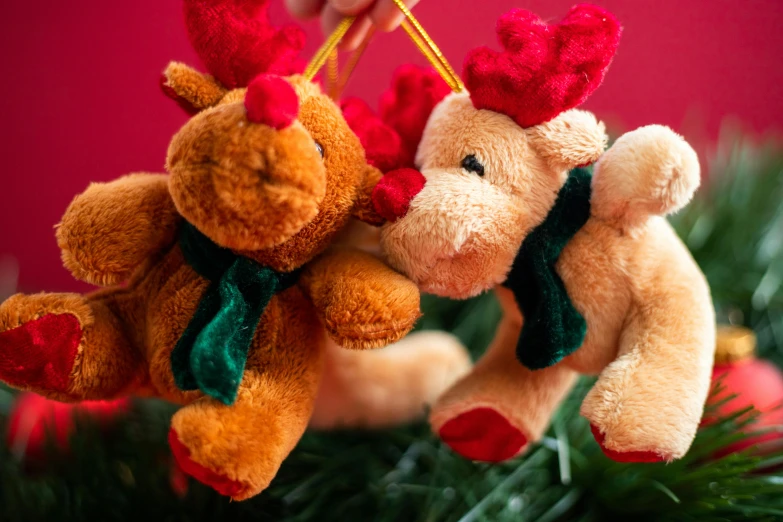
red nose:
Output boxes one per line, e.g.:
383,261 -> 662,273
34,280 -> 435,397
244,74 -> 298,129
372,168 -> 426,222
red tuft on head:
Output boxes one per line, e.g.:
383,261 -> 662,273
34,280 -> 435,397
379,65 -> 451,167
341,97 -> 406,173
245,74 -> 299,129
464,4 -> 621,129
184,0 -> 305,90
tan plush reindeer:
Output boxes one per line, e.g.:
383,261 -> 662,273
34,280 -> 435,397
373,4 -> 714,463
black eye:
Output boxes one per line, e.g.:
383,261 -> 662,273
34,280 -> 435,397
461,154 -> 484,176
315,142 -> 324,158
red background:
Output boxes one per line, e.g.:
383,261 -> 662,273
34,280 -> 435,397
1,0 -> 782,293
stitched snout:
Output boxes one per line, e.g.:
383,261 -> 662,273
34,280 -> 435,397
380,169 -> 523,298
168,103 -> 327,252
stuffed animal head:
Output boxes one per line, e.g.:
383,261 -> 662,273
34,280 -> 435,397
373,5 -> 621,298
162,0 -> 383,271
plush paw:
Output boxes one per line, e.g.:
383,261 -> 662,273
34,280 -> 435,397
0,312 -> 82,393
436,407 -> 527,462
590,424 -> 665,463
169,397 -> 295,501
168,429 -> 247,498
320,275 -> 421,350
302,249 -> 422,349
311,331 -> 471,429
592,124 -> 700,227
581,378 -> 701,463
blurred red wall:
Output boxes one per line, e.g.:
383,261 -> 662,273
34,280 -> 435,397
1,0 -> 782,292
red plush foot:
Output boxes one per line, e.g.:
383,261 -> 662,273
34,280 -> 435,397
168,429 -> 246,498
590,424 -> 665,463
438,407 -> 527,462
0,313 -> 81,393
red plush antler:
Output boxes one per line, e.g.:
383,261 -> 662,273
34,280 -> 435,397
341,98 -> 406,173
183,0 -> 306,89
464,4 -> 621,129
379,65 -> 451,167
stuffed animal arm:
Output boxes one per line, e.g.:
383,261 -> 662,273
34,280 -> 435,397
57,173 -> 181,287
579,125 -> 710,461
590,125 -> 702,229
373,4 -> 715,464
301,247 -> 421,349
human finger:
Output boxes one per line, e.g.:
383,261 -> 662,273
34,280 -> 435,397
285,0 -> 325,19
369,0 -> 420,32
321,5 -> 374,51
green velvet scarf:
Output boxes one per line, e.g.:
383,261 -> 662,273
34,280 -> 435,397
171,222 -> 299,405
502,168 -> 592,370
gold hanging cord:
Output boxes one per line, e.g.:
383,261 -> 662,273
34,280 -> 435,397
325,49 -> 340,97
333,27 -> 375,97
324,27 -> 376,99
392,0 -> 463,92
303,1 -> 463,94
303,16 -> 356,81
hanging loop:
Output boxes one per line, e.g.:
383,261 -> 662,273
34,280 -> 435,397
302,1 -> 463,94
304,16 -> 356,81
391,0 -> 463,92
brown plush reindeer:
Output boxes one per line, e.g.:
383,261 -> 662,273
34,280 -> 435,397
373,5 -> 715,464
0,0 -> 470,500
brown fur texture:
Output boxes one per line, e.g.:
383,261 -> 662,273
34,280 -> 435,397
163,62 -> 226,111
57,174 -> 180,287
0,69 -> 435,500
379,91 -> 715,463
300,247 -> 421,349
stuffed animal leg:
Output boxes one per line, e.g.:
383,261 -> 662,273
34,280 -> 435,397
428,288 -> 578,462
0,173 -> 175,402
311,330 -> 470,429
168,290 -> 324,500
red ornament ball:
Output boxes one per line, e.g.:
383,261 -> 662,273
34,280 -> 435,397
706,326 -> 783,456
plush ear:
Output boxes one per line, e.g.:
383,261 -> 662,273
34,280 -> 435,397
525,109 -> 608,171
352,165 -> 385,226
160,62 -> 227,114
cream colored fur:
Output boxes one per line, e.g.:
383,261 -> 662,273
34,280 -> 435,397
379,92 -> 715,461
312,331 -> 471,429
592,125 -> 701,230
